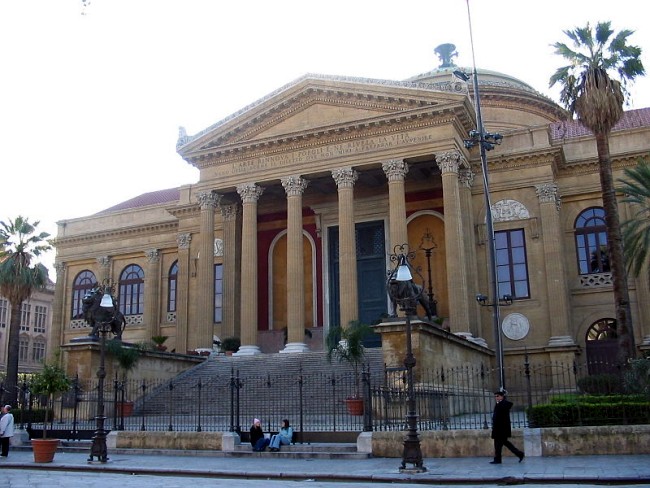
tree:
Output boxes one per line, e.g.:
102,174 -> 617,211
0,216 -> 52,405
618,160 -> 650,277
550,21 -> 645,364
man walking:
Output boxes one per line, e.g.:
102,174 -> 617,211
0,404 -> 15,457
490,389 -> 524,464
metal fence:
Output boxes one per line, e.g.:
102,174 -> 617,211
11,357 -> 647,438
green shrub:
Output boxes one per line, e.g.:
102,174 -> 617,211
577,373 -> 623,394
624,357 -> 650,396
12,408 -> 50,424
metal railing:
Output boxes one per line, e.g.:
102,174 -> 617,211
12,357 -> 647,438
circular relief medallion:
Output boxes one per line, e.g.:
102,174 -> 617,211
501,313 -> 530,341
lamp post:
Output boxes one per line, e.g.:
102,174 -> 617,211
387,243 -> 426,473
454,2 -> 506,390
418,228 -> 438,316
88,281 -> 119,463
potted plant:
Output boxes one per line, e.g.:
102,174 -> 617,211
107,339 -> 142,417
29,362 -> 71,462
326,320 -> 371,415
151,335 -> 169,351
221,336 -> 241,356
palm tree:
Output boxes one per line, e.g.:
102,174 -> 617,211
0,216 -> 52,405
550,22 -> 645,364
618,160 -> 650,277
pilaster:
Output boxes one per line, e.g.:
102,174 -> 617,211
175,233 -> 192,353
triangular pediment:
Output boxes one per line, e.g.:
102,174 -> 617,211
177,74 -> 470,157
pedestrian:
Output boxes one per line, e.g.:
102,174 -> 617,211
250,418 -> 270,452
490,388 -> 524,464
269,419 -> 293,452
0,405 -> 15,458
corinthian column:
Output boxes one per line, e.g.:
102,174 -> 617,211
438,151 -> 470,331
221,203 -> 242,341
382,159 -> 409,250
48,262 -> 66,362
144,249 -> 161,340
236,183 -> 264,355
193,190 -> 222,350
175,233 -> 192,353
535,183 -> 575,347
281,175 -> 310,353
332,167 -> 359,329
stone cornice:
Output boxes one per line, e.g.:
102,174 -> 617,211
53,221 -> 179,247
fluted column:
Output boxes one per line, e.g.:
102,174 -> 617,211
382,159 -> 409,250
459,168 -> 481,337
221,203 -> 242,340
332,167 -> 359,329
144,249 -> 161,340
236,183 -> 264,355
175,233 -> 192,354
438,151 -> 470,331
48,262 -> 66,361
536,183 -> 575,346
281,175 -> 310,353
193,190 -> 222,350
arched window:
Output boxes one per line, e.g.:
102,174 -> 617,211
118,264 -> 145,316
71,270 -> 97,319
586,318 -> 617,341
585,318 -> 617,374
168,261 -> 178,312
575,207 -> 609,274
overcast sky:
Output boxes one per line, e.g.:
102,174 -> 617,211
2,0 -> 649,279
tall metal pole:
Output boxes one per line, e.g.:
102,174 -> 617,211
88,324 -> 108,462
465,0 -> 505,390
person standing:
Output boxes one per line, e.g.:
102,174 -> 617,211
250,418 -> 270,452
269,419 -> 293,452
490,389 -> 524,464
0,405 -> 15,458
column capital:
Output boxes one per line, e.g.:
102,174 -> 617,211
535,183 -> 561,210
220,203 -> 241,221
281,175 -> 308,196
437,151 -> 464,174
237,183 -> 264,203
331,167 -> 358,189
145,249 -> 160,263
196,190 -> 222,210
459,168 -> 475,188
177,233 -> 192,249
97,256 -> 111,268
53,262 -> 66,276
382,159 -> 409,181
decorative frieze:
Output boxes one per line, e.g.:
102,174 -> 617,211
145,249 -> 160,263
214,238 -> 224,257
97,256 -> 111,268
492,199 -> 530,222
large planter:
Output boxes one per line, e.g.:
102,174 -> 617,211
32,438 -> 59,463
345,397 -> 364,416
116,400 -> 134,417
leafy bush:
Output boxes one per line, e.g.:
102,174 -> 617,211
577,373 -> 623,394
221,336 -> 241,352
624,357 -> 650,396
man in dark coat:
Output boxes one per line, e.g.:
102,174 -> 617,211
490,389 -> 524,464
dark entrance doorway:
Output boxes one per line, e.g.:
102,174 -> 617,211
328,221 -> 387,347
585,318 -> 618,374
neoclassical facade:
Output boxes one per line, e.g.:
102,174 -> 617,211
51,58 -> 650,367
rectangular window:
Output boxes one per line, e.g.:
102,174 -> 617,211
32,341 -> 46,363
20,303 -> 31,331
19,338 -> 30,362
34,305 -> 47,333
214,263 -> 223,323
495,229 -> 530,299
0,298 -> 7,328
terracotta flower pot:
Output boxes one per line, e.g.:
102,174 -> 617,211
345,397 -> 364,416
32,438 -> 59,463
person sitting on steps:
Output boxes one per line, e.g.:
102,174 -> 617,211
250,418 -> 270,452
269,419 -> 293,452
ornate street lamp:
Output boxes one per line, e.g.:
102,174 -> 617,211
387,243 -> 426,473
87,281 -> 121,463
